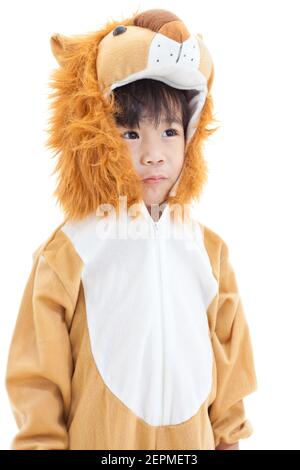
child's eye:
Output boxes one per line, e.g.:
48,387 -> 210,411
121,129 -> 179,140
122,131 -> 139,140
163,129 -> 179,137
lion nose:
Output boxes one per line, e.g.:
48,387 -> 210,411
158,21 -> 190,43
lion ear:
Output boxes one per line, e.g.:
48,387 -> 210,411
50,33 -> 71,66
196,32 -> 215,93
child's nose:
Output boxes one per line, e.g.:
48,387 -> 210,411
141,153 -> 166,165
142,156 -> 165,165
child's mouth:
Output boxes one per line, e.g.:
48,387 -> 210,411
142,177 -> 167,184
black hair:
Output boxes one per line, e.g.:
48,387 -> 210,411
111,78 -> 191,139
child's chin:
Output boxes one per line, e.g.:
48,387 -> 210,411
142,187 -> 169,206
143,194 -> 166,209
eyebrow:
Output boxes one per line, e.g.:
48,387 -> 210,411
161,117 -> 183,126
117,117 -> 183,129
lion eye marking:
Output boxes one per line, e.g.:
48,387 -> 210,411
113,26 -> 127,36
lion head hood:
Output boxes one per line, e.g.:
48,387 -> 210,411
47,8 -> 218,223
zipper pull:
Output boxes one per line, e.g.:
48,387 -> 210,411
153,222 -> 159,237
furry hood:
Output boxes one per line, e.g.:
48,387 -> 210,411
47,8 -> 218,222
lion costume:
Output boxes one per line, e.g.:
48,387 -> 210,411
5,8 -> 257,450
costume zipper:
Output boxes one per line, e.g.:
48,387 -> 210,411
153,221 -> 165,424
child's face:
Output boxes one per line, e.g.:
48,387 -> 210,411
117,115 -> 185,210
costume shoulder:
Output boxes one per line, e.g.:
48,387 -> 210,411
32,222 -> 83,307
199,223 -> 228,279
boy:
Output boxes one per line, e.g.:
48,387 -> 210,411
5,8 -> 257,450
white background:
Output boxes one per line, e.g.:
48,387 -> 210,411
1,0 -> 300,450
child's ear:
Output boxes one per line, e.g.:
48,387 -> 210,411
50,33 -> 71,66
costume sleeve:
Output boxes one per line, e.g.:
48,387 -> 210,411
5,253 -> 75,450
209,240 -> 258,448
